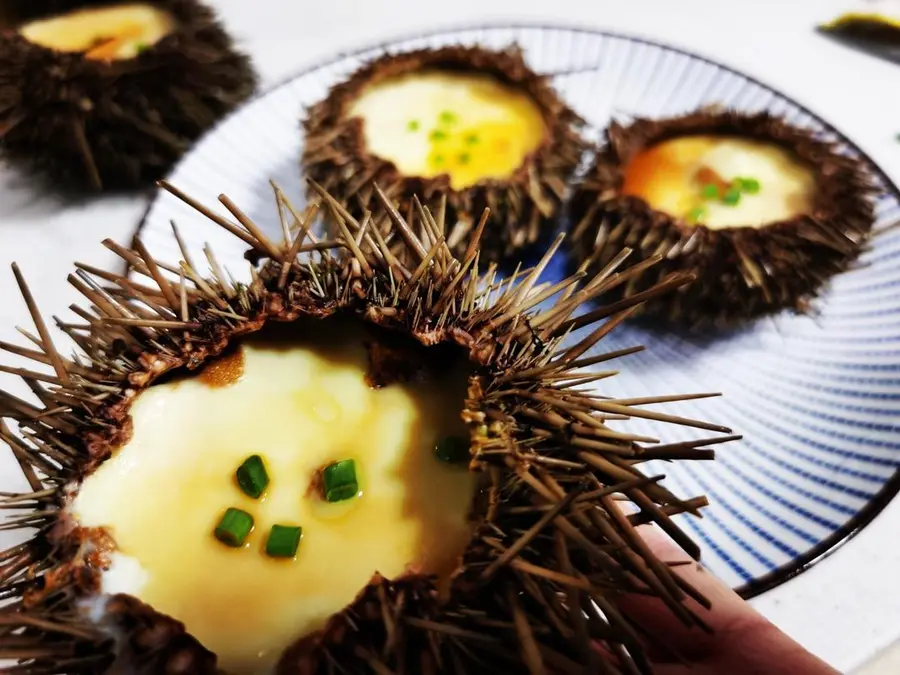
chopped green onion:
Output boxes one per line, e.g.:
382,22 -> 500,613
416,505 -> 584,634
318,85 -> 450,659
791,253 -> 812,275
738,177 -> 761,194
722,187 -> 742,206
323,459 -> 359,502
438,110 -> 457,125
430,129 -> 447,142
701,184 -> 720,200
214,508 -> 254,547
407,120 -> 420,132
465,133 -> 479,145
265,524 -> 303,558
686,206 -> 706,223
458,152 -> 471,165
433,154 -> 445,165
434,436 -> 469,464
235,454 -> 268,498
135,43 -> 150,54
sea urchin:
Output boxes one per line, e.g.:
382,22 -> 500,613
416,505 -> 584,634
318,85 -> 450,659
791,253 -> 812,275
302,45 -> 588,262
0,181 -> 736,674
569,109 -> 877,330
0,0 -> 257,191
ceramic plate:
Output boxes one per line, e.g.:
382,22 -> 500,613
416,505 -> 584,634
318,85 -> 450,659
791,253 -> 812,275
136,24 -> 900,598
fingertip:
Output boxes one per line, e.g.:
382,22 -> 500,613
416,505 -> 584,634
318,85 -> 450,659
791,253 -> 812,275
616,524 -> 771,661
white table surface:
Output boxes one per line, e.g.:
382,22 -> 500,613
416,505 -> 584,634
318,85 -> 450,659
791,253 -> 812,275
1,0 -> 899,672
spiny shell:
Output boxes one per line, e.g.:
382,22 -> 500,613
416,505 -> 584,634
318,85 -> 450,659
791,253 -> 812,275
0,0 -> 257,191
302,45 -> 588,263
569,109 -> 877,331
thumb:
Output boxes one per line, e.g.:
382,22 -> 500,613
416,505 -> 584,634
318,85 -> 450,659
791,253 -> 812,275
618,524 -> 839,675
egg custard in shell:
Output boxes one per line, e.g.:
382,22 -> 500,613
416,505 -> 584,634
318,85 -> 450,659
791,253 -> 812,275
0,0 -> 257,191
0,181 -> 735,674
302,45 -> 588,262
569,110 -> 877,330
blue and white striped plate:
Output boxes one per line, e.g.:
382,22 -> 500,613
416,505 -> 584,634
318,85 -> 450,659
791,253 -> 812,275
136,25 -> 900,598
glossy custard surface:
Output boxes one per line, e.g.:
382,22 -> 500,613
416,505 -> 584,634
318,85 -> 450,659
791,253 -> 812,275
622,135 -> 815,229
72,320 -> 476,673
19,4 -> 175,61
348,71 -> 547,189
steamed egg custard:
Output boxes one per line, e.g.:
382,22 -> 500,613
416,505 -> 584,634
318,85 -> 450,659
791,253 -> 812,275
19,4 -> 175,61
71,319 -> 477,674
348,70 -> 547,189
622,135 -> 816,229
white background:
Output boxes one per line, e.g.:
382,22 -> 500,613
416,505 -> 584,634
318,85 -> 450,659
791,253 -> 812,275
1,0 -> 899,672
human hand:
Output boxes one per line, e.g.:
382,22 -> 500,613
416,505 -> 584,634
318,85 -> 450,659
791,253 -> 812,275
618,526 -> 840,675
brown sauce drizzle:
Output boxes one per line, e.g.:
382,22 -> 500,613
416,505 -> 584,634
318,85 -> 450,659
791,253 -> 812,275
197,346 -> 245,388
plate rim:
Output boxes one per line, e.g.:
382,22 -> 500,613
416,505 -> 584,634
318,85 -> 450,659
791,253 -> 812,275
133,19 -> 900,601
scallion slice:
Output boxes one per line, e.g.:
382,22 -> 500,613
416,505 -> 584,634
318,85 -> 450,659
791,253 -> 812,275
434,436 -> 469,464
214,508 -> 254,547
236,454 -> 269,498
323,459 -> 359,502
701,184 -> 720,200
722,187 -> 742,206
266,524 -> 303,558
739,177 -> 761,194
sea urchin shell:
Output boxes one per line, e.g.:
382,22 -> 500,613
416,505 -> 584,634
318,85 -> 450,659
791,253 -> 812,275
0,0 -> 258,191
302,45 -> 589,262
0,180 -> 736,674
569,109 -> 877,330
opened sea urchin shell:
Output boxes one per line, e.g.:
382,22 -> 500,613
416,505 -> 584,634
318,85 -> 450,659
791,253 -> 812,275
0,0 -> 257,191
0,180 -> 736,674
569,109 -> 876,330
302,45 -> 588,262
